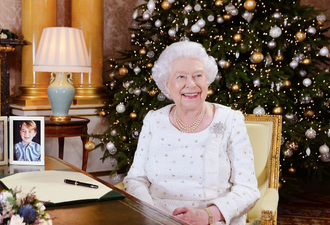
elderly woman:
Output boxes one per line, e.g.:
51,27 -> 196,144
123,41 -> 260,225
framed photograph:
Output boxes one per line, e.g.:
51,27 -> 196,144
0,116 -> 8,165
9,117 -> 45,165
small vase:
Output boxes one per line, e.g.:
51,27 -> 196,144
47,72 -> 75,121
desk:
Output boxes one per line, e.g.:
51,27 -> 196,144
0,156 -> 188,225
45,117 -> 90,171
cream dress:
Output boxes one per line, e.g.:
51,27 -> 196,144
124,103 -> 260,224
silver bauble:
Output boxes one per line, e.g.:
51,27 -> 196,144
269,26 -> 282,38
110,129 -> 117,137
217,16 -> 224,24
155,19 -> 162,27
302,78 -> 312,87
116,103 -> 126,113
307,26 -> 317,35
267,39 -> 277,49
305,127 -> 316,139
157,93 -> 166,101
273,12 -> 281,19
299,69 -> 307,77
253,105 -> 266,115
319,144 -> 330,155
106,141 -> 116,151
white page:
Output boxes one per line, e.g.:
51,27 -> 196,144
0,170 -> 112,204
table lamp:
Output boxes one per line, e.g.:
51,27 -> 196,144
33,27 -> 91,122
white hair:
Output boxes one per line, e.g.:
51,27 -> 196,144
152,41 -> 218,97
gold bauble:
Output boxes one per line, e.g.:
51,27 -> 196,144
278,182 -> 282,189
302,58 -> 312,65
130,112 -> 138,119
130,33 -> 136,39
283,80 -> 291,88
99,110 -> 107,117
146,62 -> 153,69
251,52 -> 264,63
85,140 -> 96,151
304,108 -> 315,118
244,0 -> 257,11
233,33 -> 242,42
231,83 -> 240,92
288,166 -> 296,174
223,61 -> 231,69
149,89 -> 157,96
223,14 -> 232,21
109,72 -> 116,79
119,67 -> 128,76
122,136 -> 127,141
207,88 -> 215,96
139,48 -> 147,55
295,31 -> 306,42
215,0 -> 224,7
272,106 -> 283,115
274,54 -> 284,62
161,0 -> 171,10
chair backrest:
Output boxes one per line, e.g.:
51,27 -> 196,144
244,114 -> 282,221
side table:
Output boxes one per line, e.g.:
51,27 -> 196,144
45,117 -> 90,171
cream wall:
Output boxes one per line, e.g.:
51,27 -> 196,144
0,0 -> 329,172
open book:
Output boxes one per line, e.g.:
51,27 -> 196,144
0,170 -> 124,206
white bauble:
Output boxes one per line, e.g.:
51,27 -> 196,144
269,26 -> 282,38
319,144 -> 330,154
289,60 -> 298,69
217,16 -> 224,24
299,69 -> 307,77
253,105 -> 266,115
133,66 -> 141,74
242,11 -> 253,22
184,4 -> 193,13
302,78 -> 312,87
218,59 -> 227,68
307,26 -> 317,35
109,147 -> 117,155
147,0 -> 155,13
155,19 -> 162,27
273,12 -> 281,19
194,4 -> 201,11
168,28 -> 176,36
207,15 -> 215,22
191,24 -> 201,33
197,19 -> 206,27
106,141 -> 115,151
132,9 -> 138,20
319,46 -> 329,56
306,147 -> 311,156
143,11 -> 151,20
168,0 -> 175,3
253,78 -> 261,86
267,39 -> 277,49
110,129 -> 117,137
116,103 -> 126,113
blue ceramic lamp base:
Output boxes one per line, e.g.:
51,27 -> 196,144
47,72 -> 75,122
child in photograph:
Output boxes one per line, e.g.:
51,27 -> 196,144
14,120 -> 41,161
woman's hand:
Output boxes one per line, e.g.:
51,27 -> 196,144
172,206 -> 209,225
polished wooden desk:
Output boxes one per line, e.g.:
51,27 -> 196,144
1,156 -> 188,225
45,117 -> 90,171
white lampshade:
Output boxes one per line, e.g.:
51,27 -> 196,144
33,27 -> 91,73
33,27 -> 91,122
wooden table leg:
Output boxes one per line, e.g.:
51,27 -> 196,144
58,137 -> 65,159
81,136 -> 89,171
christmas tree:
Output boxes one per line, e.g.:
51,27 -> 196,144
90,0 -> 330,195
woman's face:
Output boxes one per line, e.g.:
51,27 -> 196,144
165,58 -> 208,111
20,123 -> 36,145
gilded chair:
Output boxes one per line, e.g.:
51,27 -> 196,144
244,114 -> 282,225
115,114 -> 282,225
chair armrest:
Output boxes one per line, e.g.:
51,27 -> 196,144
260,188 -> 279,225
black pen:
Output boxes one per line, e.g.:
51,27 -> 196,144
64,179 -> 98,189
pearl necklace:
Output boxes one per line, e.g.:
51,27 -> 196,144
174,104 -> 206,133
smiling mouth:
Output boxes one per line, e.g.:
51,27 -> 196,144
183,93 -> 198,97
